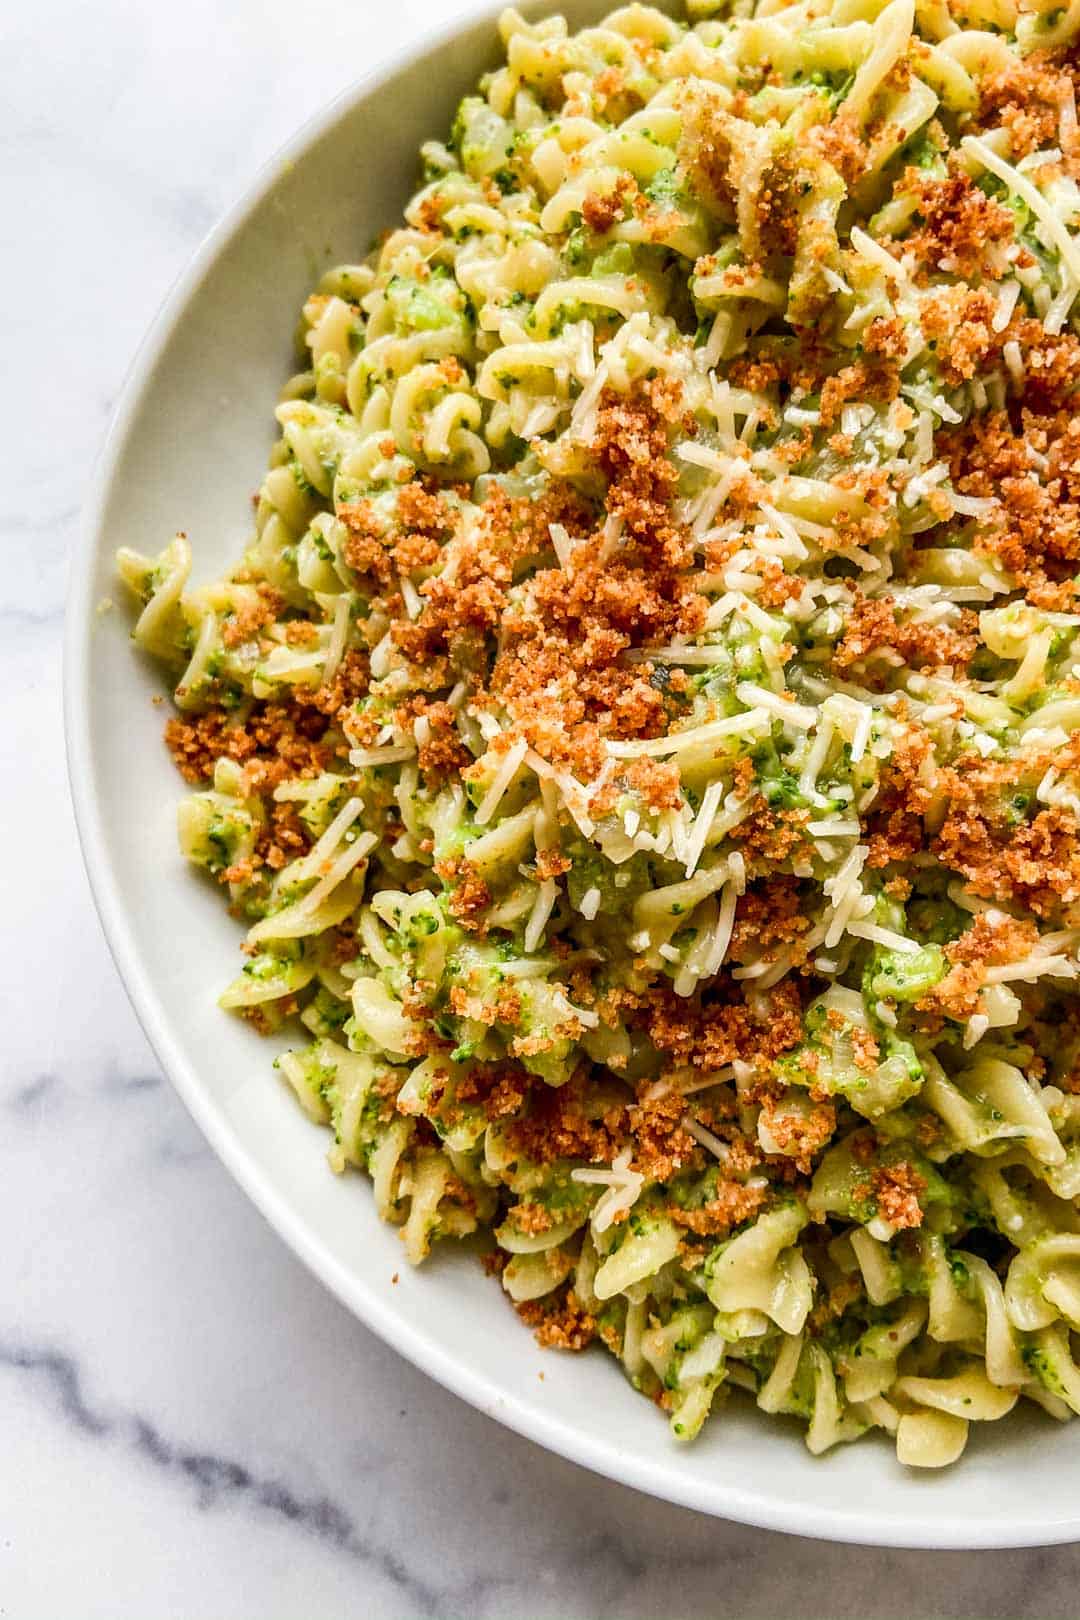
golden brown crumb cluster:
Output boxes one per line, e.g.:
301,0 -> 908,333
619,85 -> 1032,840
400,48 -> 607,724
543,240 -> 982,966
516,1286 -> 598,1351
900,167 -> 1016,281
835,594 -> 978,679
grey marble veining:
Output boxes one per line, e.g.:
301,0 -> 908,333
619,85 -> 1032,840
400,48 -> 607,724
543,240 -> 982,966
4,0 -> 1080,1613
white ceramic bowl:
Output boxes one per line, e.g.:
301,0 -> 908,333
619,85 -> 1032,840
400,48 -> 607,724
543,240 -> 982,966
66,0 -> 1080,1546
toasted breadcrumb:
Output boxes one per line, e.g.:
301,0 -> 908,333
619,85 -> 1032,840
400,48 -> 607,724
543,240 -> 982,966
221,584 -> 284,650
919,913 -> 1040,1020
517,1287 -> 597,1351
758,1094 -> 836,1173
671,1180 -> 767,1235
835,594 -> 977,679
900,166 -> 1015,280
870,1163 -> 926,1231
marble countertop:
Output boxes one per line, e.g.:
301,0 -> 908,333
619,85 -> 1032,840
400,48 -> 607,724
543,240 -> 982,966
5,0 -> 1080,1612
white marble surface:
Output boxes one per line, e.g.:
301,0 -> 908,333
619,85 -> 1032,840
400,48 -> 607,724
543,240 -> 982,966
5,0 -> 1080,1612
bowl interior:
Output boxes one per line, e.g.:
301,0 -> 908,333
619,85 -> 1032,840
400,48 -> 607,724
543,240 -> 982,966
67,0 -> 1080,1547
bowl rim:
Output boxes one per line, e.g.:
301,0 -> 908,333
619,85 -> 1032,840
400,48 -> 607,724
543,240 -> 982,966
64,0 -> 1080,1550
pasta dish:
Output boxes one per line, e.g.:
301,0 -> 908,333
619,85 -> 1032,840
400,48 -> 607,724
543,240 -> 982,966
119,0 -> 1080,1469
